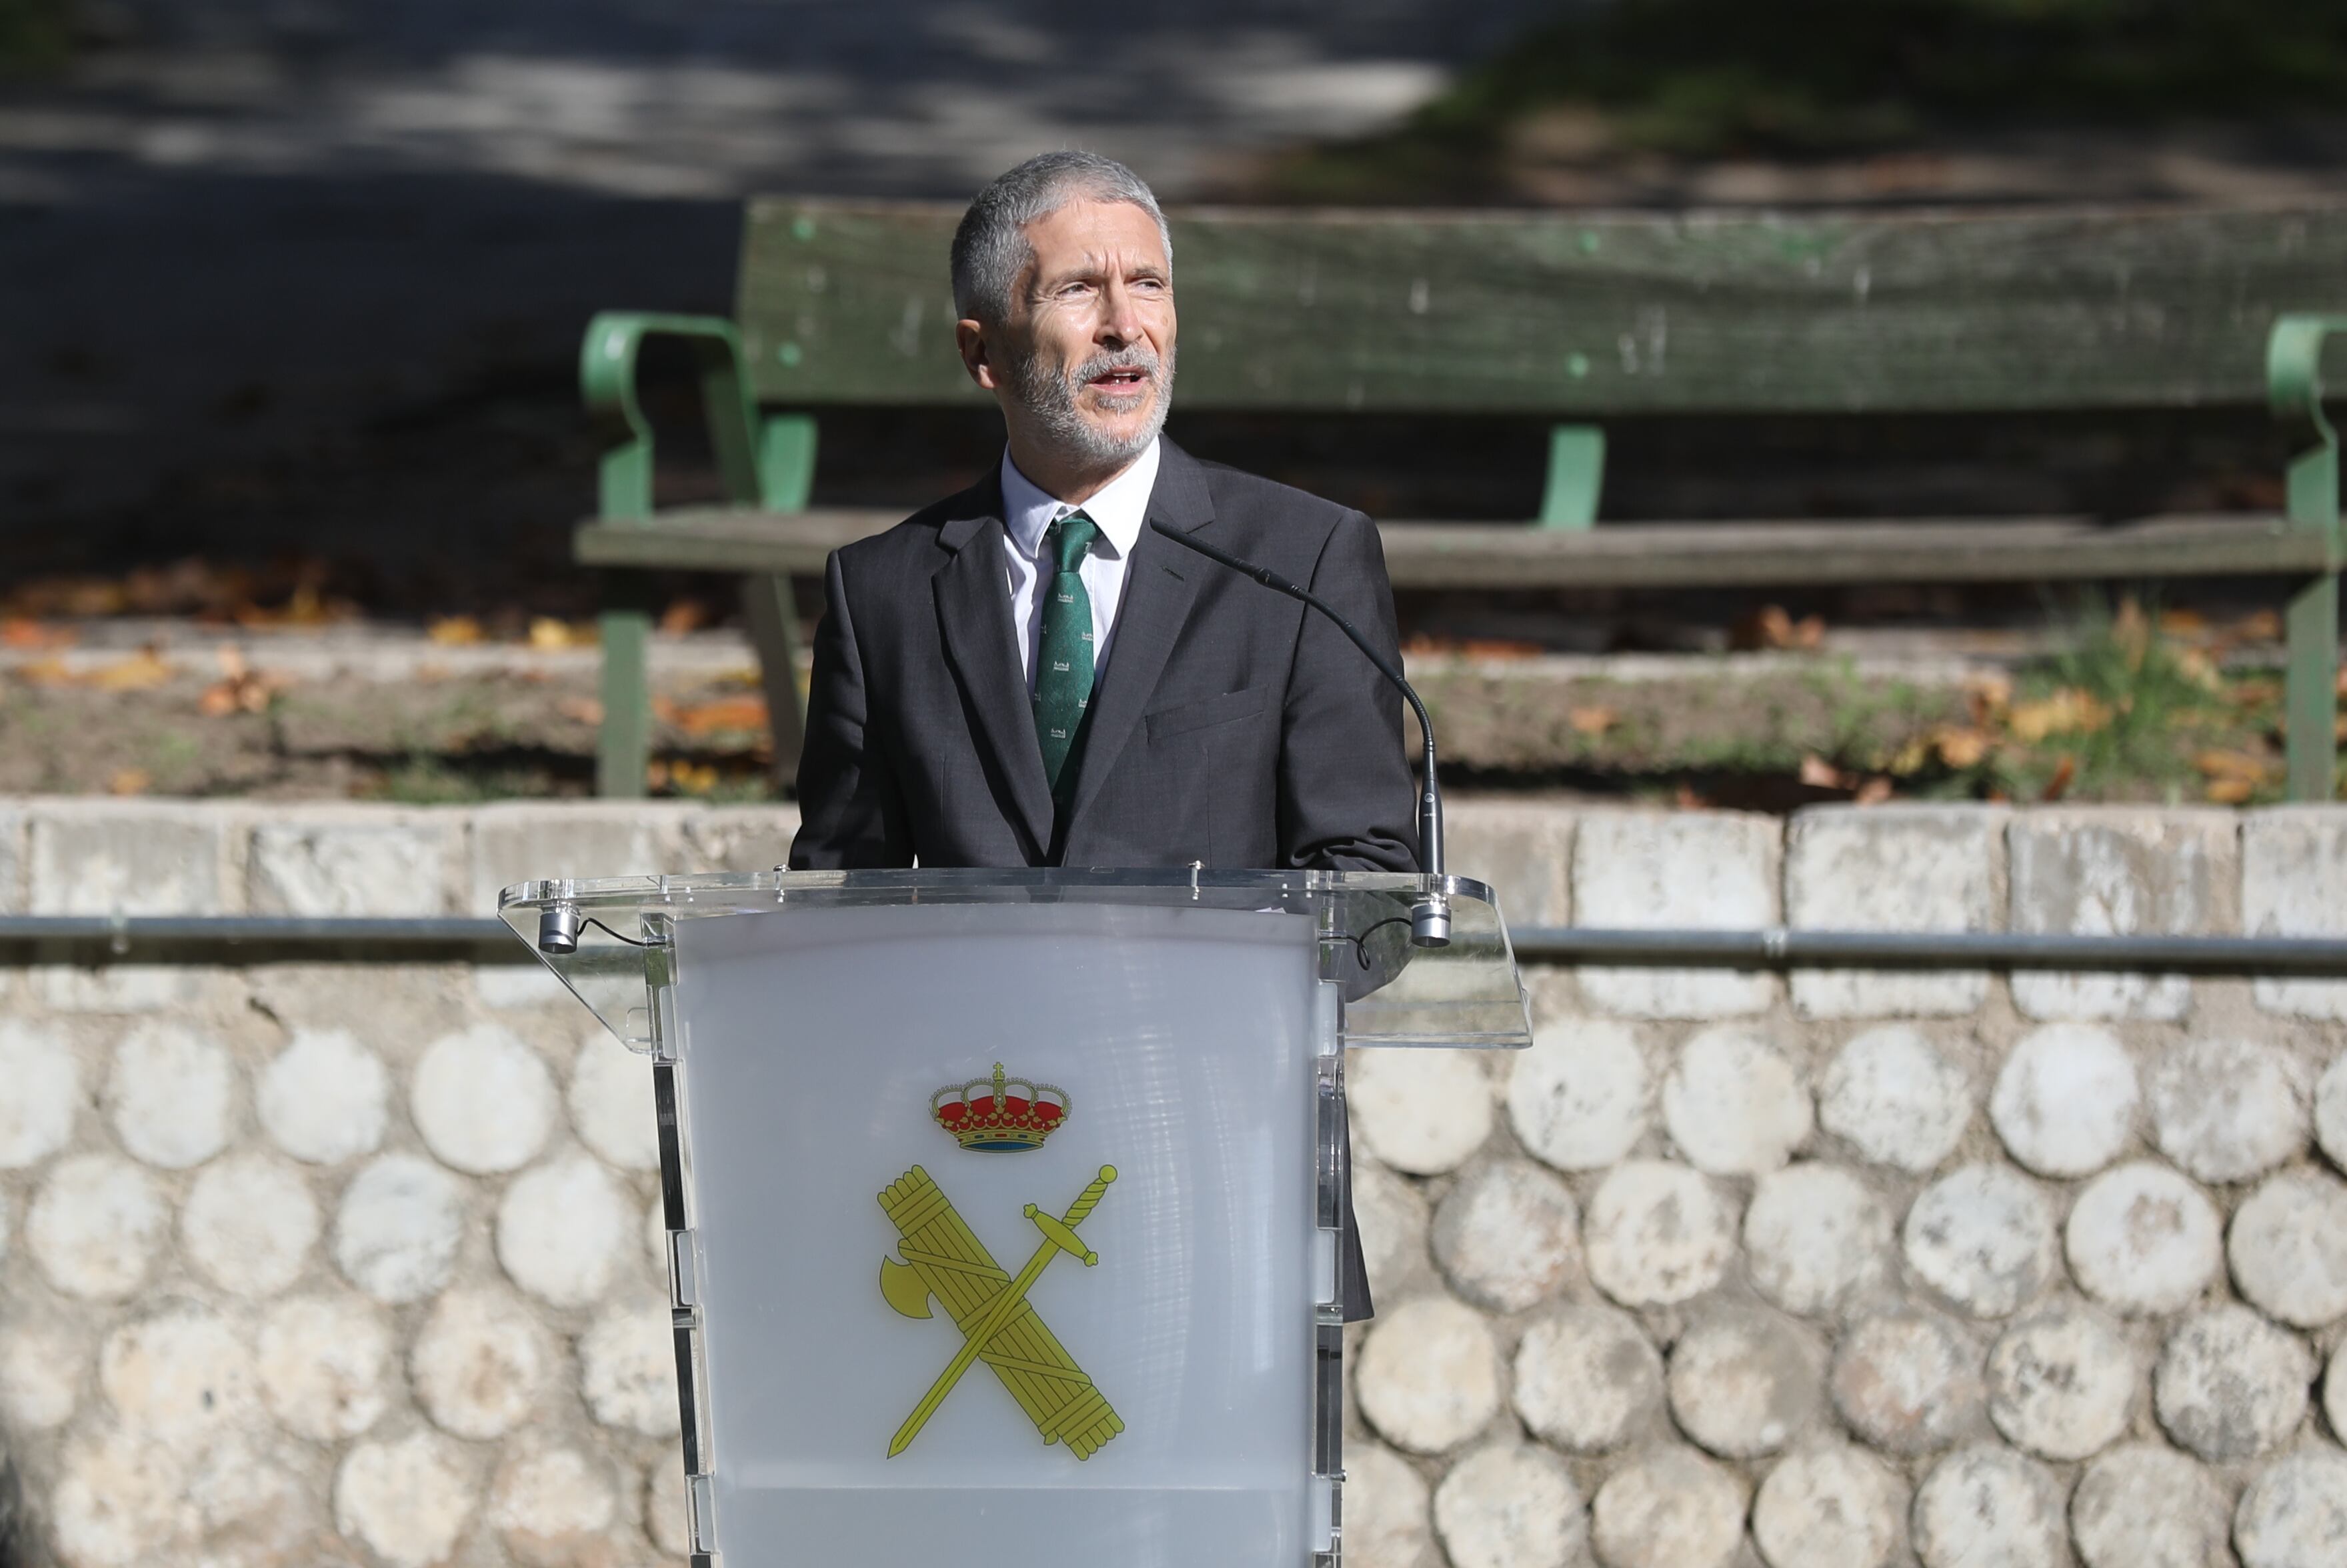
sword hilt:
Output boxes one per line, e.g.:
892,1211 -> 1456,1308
1023,1165 -> 1116,1267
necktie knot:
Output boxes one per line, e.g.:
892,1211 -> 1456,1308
1047,511 -> 1100,575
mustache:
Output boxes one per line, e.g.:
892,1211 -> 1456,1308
1067,346 -> 1165,386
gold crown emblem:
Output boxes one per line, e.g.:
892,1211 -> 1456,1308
931,1063 -> 1069,1153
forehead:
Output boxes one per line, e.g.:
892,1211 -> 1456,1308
1021,197 -> 1167,275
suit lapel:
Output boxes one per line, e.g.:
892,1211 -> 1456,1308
933,485 -> 1054,857
1061,443 -> 1213,835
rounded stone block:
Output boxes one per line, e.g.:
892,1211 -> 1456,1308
28,1152 -> 166,1300
2235,1448 -> 2347,1568
581,1301 -> 682,1437
1662,1026 -> 1811,1177
1346,1443 -> 1432,1568
1667,1309 -> 1822,1459
1589,1447 -> 1746,1568
107,1020 -> 234,1171
1989,1023 -> 2138,1178
1586,1160 -> 1735,1308
489,1447 -> 618,1568
1752,1446 -> 1903,1568
1350,1048 -> 1493,1176
99,1305 -> 258,1453
1507,1017 -> 1649,1172
333,1153 -> 465,1305
51,1429 -> 194,1568
2152,1303 -> 2311,1462
0,1322 -> 85,1432
1818,1025 -> 1970,1175
1745,1162 -> 1892,1317
1357,1295 -> 1503,1455
1432,1443 -> 1584,1568
2064,1161 -> 2222,1317
497,1153 -> 630,1308
0,1019 -> 79,1167
2149,1037 -> 2306,1183
645,1458 -> 695,1560
1513,1304 -> 1664,1453
1984,1307 -> 2136,1461
1910,1445 -> 2064,1568
1353,1158 -> 1432,1297
258,1027 -> 389,1165
1432,1159 -> 1579,1314
1830,1313 -> 1981,1455
569,1031 -> 659,1171
256,1293 -> 391,1441
2330,1341 -> 2347,1446
181,1151 -> 321,1297
2314,1053 -> 2347,1171
1902,1164 -> 2058,1319
2229,1169 -> 2347,1328
411,1288 -> 551,1441
412,1023 -> 556,1175
2070,1443 -> 2229,1568
335,1430 -> 477,1568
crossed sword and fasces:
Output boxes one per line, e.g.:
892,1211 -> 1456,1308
877,1163 -> 1123,1459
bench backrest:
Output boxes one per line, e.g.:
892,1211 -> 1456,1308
736,199 -> 2347,417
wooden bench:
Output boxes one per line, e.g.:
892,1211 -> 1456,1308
579,201 -> 2347,800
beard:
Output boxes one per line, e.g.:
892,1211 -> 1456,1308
1009,341 -> 1177,471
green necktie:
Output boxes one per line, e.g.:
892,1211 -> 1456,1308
1033,511 -> 1101,800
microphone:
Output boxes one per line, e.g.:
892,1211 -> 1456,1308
1149,519 -> 1450,947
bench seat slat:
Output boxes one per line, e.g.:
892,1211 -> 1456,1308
575,509 -> 2320,589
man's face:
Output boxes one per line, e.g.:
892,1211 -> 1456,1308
963,197 -> 1177,473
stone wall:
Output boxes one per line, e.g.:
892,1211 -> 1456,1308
0,799 -> 2344,1567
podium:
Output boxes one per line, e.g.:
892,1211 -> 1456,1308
499,868 -> 1530,1568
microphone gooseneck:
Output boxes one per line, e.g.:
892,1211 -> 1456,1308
1149,519 -> 1450,947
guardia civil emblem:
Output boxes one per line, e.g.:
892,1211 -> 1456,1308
876,1063 -> 1123,1460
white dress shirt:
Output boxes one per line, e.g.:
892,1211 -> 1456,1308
999,437 -> 1159,693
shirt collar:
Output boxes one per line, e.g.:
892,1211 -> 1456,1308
999,436 -> 1161,563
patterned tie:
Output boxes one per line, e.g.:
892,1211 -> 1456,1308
1033,511 -> 1101,801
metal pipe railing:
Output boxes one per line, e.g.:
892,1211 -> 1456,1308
1,915 -> 2344,975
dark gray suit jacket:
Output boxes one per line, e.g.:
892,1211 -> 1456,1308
789,439 -> 1417,874
789,439 -> 1409,1321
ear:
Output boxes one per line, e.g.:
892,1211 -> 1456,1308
955,319 -> 1001,392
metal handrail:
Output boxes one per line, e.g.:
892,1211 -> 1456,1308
2,915 -> 2346,975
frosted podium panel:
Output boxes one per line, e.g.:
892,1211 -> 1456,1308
671,900 -> 1321,1567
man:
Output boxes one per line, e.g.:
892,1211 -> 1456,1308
788,150 -> 1416,875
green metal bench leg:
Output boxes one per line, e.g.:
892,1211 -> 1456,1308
2270,315 -> 2347,801
2286,571 -> 2338,801
1538,424 -> 1606,529
597,604 -> 653,799
741,573 -> 806,785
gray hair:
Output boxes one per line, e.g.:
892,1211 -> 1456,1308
951,151 -> 1171,325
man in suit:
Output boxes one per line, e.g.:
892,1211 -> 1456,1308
789,150 -> 1417,875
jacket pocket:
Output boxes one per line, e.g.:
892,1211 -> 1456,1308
1145,686 -> 1267,741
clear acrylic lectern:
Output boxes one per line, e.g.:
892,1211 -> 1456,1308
499,869 -> 1530,1568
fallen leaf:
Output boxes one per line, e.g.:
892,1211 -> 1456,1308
527,617 -> 573,650
88,651 -> 173,691
1729,605 -> 1827,652
1854,776 -> 1894,805
427,616 -> 483,645
1674,782 -> 1708,809
557,696 -> 605,725
1886,737 -> 1930,776
13,657 -> 72,685
660,599 -> 711,635
2039,755 -> 2076,802
107,767 -> 150,796
1963,671 -> 2014,725
2206,777 -> 2255,804
2158,608 -> 2210,635
1932,725 -> 1992,769
2234,609 -> 2284,643
1799,754 -> 1849,789
2193,749 -> 2272,782
2008,688 -> 2111,743
675,696 -> 769,739
0,618 -> 71,649
1568,705 -> 1618,737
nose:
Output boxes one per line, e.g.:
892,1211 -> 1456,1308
1098,276 -> 1143,349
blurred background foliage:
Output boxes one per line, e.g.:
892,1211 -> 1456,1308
0,0 -> 69,71
1268,0 -> 2347,201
